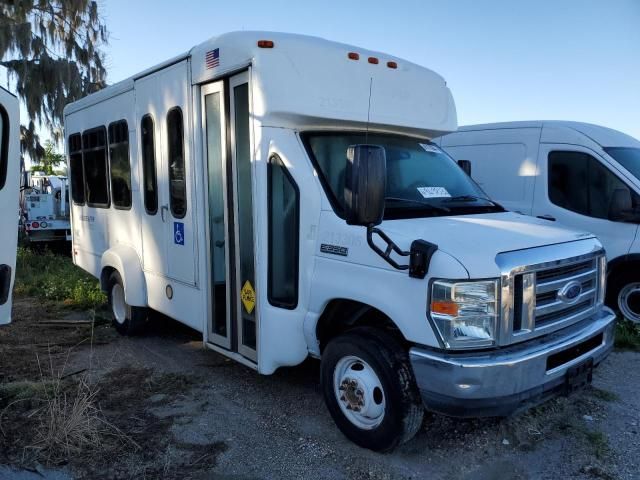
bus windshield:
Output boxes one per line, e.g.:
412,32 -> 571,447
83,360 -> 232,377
303,131 -> 503,220
604,147 -> 640,181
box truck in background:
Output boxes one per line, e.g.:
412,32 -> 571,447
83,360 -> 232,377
0,87 -> 20,325
65,33 -> 615,450
21,172 -> 72,243
437,121 -> 640,323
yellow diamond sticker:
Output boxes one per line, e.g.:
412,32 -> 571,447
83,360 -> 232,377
241,280 -> 256,314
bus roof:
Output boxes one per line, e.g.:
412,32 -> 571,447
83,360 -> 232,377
65,31 -> 457,138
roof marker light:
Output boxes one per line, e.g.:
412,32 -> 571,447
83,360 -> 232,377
257,40 -> 274,48
348,52 -> 360,60
368,57 -> 379,65
387,61 -> 398,69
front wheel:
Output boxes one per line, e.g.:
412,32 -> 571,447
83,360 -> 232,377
320,328 -> 424,451
107,271 -> 148,335
618,281 -> 640,323
607,272 -> 640,324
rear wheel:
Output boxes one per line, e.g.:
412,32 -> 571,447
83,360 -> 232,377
320,328 -> 424,451
107,271 -> 148,335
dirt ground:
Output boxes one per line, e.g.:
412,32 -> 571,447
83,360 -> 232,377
1,297 -> 639,480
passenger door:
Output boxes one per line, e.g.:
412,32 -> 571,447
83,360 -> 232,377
0,88 -> 19,325
201,72 -> 257,362
533,145 -> 639,260
135,61 -> 197,285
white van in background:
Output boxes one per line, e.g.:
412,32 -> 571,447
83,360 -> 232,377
0,87 -> 20,325
65,33 -> 616,450
437,121 -> 640,322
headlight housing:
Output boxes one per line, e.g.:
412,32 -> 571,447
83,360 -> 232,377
430,279 -> 499,349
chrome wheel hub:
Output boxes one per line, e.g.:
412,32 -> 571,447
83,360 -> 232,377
111,283 -> 127,325
619,282 -> 640,323
333,356 -> 386,430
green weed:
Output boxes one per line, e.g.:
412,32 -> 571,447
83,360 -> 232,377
14,247 -> 106,309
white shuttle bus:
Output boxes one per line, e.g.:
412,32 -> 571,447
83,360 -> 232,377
64,32 -> 616,450
437,122 -> 640,323
0,87 -> 20,325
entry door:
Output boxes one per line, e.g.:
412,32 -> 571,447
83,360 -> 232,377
202,72 -> 257,361
136,61 -> 197,285
533,144 -> 638,260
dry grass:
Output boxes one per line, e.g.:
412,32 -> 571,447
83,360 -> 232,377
25,349 -> 139,464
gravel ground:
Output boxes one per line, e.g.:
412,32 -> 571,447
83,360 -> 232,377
0,308 -> 640,480
52,317 -> 639,480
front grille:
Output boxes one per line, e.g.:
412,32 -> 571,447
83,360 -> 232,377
534,258 -> 598,329
507,253 -> 603,345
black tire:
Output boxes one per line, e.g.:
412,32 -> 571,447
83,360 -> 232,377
320,327 -> 424,452
607,271 -> 640,323
107,271 -> 148,335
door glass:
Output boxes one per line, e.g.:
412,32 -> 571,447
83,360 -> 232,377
141,115 -> 158,215
205,92 -> 228,338
234,83 -> 256,350
0,107 -> 6,191
167,107 -> 187,219
548,151 -> 638,220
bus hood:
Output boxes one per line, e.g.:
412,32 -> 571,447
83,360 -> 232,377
382,211 -> 596,277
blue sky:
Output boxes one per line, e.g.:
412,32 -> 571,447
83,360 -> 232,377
100,0 -> 639,139
8,0 -> 639,147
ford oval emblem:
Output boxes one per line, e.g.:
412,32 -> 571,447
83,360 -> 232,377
558,280 -> 582,304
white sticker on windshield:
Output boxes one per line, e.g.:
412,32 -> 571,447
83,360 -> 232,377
419,143 -> 441,154
417,186 -> 451,198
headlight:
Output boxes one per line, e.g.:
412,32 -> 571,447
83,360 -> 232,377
430,279 -> 499,349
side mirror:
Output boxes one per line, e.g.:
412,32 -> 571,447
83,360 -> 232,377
608,187 -> 633,221
344,145 -> 386,226
458,159 -> 472,176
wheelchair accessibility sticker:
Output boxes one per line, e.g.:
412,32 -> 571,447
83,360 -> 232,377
174,222 -> 185,245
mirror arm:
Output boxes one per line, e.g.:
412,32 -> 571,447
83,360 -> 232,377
366,225 -> 438,279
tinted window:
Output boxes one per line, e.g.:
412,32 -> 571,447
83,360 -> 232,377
68,133 -> 85,204
268,155 -> 299,309
167,107 -> 186,218
0,106 -> 8,191
548,151 -> 638,219
82,128 -> 109,207
108,120 -> 131,209
141,115 -> 158,215
604,147 -> 640,180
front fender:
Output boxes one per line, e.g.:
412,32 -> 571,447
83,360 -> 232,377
101,245 -> 147,306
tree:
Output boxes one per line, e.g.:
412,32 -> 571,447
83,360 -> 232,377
30,140 -> 65,174
0,0 -> 108,159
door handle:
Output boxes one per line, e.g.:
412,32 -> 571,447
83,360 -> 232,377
161,205 -> 169,222
537,214 -> 556,221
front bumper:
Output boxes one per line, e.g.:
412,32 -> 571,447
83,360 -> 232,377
410,308 -> 616,417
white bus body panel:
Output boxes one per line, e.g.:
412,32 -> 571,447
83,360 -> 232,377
0,87 -> 19,325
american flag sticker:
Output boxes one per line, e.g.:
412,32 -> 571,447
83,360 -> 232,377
205,48 -> 220,69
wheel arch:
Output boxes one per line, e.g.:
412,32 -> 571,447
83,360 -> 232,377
315,298 -> 408,354
100,245 -> 147,307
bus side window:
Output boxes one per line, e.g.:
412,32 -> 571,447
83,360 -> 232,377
82,127 -> 110,208
68,133 -> 85,205
141,115 -> 158,215
268,154 -> 300,309
167,107 -> 186,219
0,106 -> 7,191
108,120 -> 132,209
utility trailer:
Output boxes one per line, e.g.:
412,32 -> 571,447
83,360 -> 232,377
0,86 -> 20,325
64,32 -> 615,450
21,172 -> 71,243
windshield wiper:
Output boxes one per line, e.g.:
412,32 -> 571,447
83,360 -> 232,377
385,196 -> 450,213
443,195 -> 502,208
